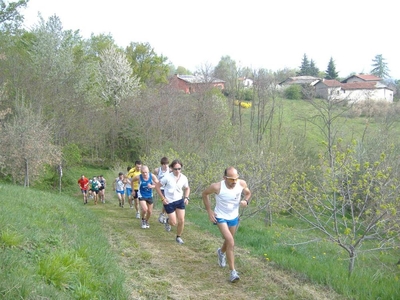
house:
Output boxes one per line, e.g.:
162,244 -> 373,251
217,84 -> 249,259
169,74 -> 225,94
314,75 -> 393,102
238,77 -> 253,88
341,74 -> 382,84
279,76 -> 320,86
314,79 -> 342,99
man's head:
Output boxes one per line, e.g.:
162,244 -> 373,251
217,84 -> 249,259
160,157 -> 169,165
170,159 -> 183,174
141,165 -> 150,177
135,160 -> 142,170
224,167 -> 239,188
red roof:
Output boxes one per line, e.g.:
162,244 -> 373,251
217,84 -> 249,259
342,74 -> 381,83
355,74 -> 381,81
341,82 -> 377,90
321,79 -> 342,87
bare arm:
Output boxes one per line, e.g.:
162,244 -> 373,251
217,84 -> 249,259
150,174 -> 159,188
202,182 -> 220,223
240,180 -> 252,207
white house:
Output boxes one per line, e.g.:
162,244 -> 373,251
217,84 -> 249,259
314,75 -> 393,103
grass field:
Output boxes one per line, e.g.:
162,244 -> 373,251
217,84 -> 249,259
2,166 -> 399,299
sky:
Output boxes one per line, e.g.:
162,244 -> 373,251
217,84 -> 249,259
21,0 -> 400,79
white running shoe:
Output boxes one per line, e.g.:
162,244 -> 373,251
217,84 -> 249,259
217,248 -> 226,267
136,212 -> 140,219
164,218 -> 171,232
176,237 -> 184,244
158,213 -> 165,224
145,221 -> 150,228
230,270 -> 240,283
141,219 -> 146,229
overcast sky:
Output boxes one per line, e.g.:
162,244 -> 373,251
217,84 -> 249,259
21,0 -> 400,79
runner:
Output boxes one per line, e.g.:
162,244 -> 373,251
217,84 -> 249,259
155,159 -> 190,244
128,161 -> 142,218
114,172 -> 126,208
131,165 -> 159,229
91,176 -> 101,205
153,157 -> 170,224
99,175 -> 106,203
77,175 -> 89,204
202,166 -> 251,283
125,166 -> 133,208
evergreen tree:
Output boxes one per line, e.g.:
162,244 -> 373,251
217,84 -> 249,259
371,54 -> 390,79
297,53 -> 310,76
309,59 -> 319,77
325,57 -> 339,79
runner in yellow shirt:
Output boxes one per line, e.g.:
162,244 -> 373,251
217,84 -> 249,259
128,160 -> 142,218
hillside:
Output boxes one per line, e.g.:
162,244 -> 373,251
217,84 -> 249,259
88,189 -> 344,300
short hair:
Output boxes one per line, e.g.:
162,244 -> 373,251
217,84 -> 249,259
135,160 -> 142,165
224,167 -> 237,177
127,166 -> 131,171
170,159 -> 183,169
160,157 -> 169,165
118,172 -> 123,176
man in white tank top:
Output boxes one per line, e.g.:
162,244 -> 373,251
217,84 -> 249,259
202,166 -> 251,283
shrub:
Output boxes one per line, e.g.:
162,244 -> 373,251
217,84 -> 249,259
284,85 -> 302,100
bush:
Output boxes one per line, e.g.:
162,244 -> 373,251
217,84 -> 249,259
284,85 -> 302,100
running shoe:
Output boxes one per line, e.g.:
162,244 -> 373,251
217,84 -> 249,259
217,248 -> 226,267
158,213 -> 165,224
176,237 -> 184,244
230,270 -> 240,283
164,218 -> 171,232
145,221 -> 150,228
136,212 -> 140,219
141,219 -> 146,229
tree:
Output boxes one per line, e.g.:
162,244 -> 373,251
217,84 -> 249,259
98,45 -> 141,159
297,53 -> 310,76
0,104 -> 61,186
0,0 -> 28,32
371,54 -> 390,79
125,42 -> 170,87
288,140 -> 400,274
325,57 -> 339,79
213,55 -> 238,94
309,59 -> 319,77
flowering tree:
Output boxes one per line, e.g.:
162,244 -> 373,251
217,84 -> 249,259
98,45 -> 140,116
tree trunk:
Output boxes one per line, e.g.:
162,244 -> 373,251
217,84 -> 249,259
24,158 -> 29,187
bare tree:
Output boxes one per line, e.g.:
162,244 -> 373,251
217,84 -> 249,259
0,103 -> 61,186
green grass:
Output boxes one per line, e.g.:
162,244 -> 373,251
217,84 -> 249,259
0,183 -> 127,300
187,198 -> 400,300
2,172 -> 399,299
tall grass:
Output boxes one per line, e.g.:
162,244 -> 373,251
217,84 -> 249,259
0,184 -> 128,300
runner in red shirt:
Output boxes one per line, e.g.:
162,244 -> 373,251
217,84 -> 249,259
78,175 -> 90,204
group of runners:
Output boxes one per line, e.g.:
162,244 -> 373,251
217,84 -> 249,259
77,174 -> 106,205
77,159 -> 252,283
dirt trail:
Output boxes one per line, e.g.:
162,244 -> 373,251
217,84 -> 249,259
89,194 -> 343,300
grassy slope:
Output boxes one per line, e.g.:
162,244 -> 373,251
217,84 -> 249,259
0,183 -> 343,300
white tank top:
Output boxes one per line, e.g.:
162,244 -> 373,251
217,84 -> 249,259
214,180 -> 243,220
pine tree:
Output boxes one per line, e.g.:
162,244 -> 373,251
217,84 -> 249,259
297,54 -> 310,76
371,54 -> 390,79
325,57 -> 339,79
309,59 -> 319,77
